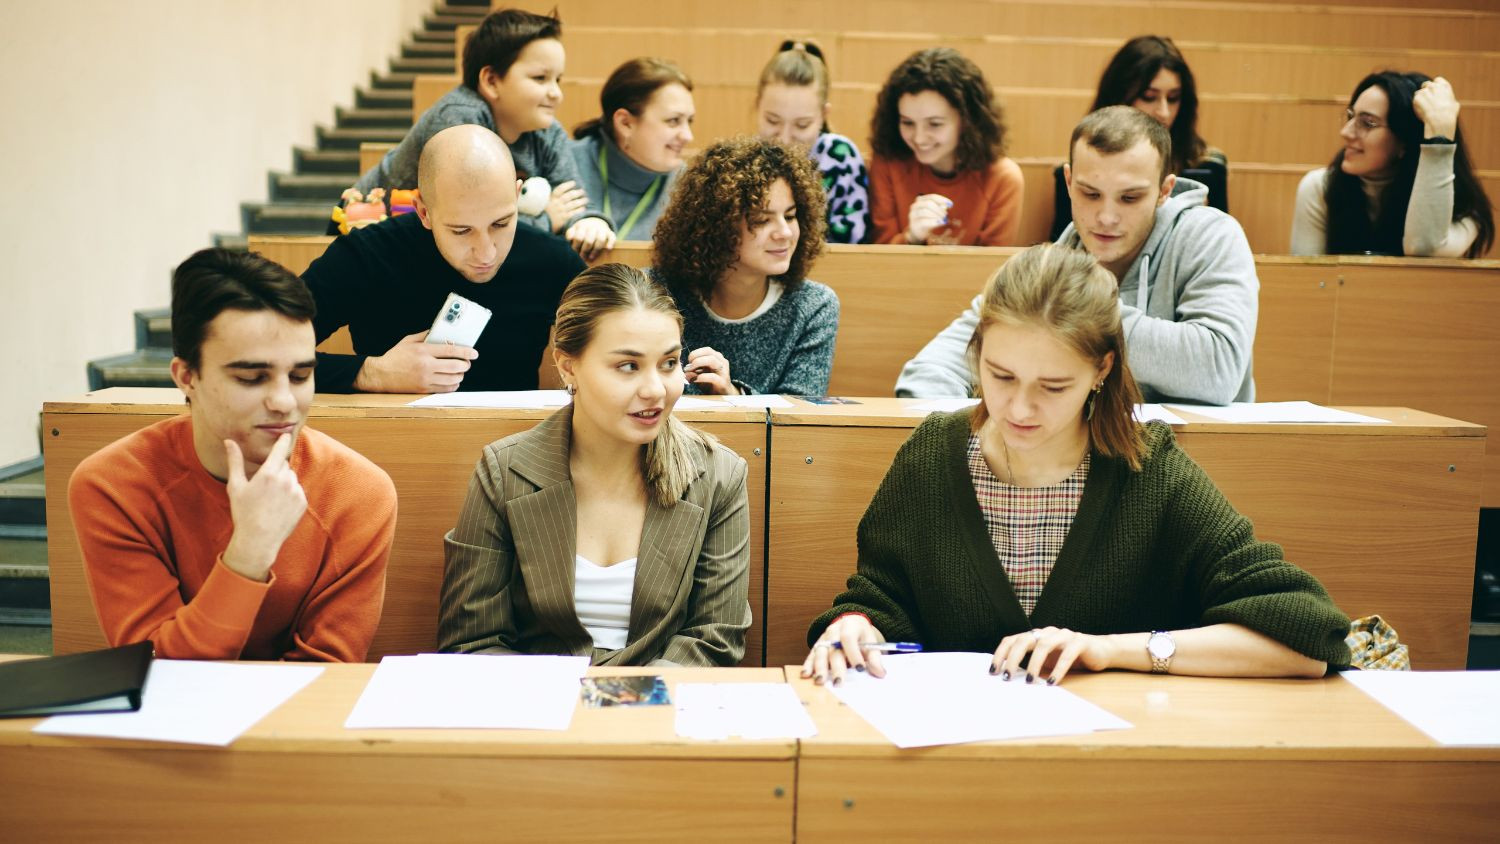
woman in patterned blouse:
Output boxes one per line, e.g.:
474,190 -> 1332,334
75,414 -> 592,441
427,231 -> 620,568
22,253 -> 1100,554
754,40 -> 871,244
802,243 -> 1352,686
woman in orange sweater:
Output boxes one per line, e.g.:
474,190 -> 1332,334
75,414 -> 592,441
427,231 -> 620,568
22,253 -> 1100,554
868,47 -> 1024,246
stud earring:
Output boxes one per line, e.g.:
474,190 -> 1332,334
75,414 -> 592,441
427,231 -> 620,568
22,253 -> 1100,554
566,383 -> 577,397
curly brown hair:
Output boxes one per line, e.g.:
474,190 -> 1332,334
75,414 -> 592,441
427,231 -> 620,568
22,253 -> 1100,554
869,47 -> 1006,172
651,136 -> 826,300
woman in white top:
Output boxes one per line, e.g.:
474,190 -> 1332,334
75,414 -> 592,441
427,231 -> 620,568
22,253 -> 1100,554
1290,72 -> 1494,259
438,263 -> 752,666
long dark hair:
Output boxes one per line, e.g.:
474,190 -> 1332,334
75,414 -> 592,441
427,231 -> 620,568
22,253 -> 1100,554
1090,35 -> 1205,174
1323,71 -> 1495,258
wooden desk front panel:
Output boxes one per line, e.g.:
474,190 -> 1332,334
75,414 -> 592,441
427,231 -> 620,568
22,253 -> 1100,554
44,398 -> 770,666
0,665 -> 796,843
766,418 -> 1481,670
1330,268 -> 1500,506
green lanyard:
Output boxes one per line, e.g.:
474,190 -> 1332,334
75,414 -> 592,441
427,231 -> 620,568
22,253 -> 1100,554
598,145 -> 663,240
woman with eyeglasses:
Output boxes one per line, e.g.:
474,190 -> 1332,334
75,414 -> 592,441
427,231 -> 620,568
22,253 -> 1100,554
1291,71 -> 1494,258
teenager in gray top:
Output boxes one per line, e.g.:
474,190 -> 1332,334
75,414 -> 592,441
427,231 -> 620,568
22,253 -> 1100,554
351,9 -> 601,238
653,137 -> 839,397
897,106 -> 1257,406
565,58 -> 696,261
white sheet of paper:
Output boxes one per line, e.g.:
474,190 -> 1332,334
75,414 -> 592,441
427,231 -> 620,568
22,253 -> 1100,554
829,652 -> 1132,748
722,394 -> 795,408
674,683 -> 818,740
1166,401 -> 1389,425
909,398 -> 981,413
407,390 -> 571,409
344,653 -> 589,730
1134,404 -> 1187,425
1340,670 -> 1500,746
671,396 -> 720,410
32,660 -> 323,747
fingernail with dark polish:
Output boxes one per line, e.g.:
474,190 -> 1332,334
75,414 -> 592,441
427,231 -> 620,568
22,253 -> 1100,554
988,664 -> 998,675
1001,670 -> 1010,681
814,674 -> 825,684
1046,676 -> 1057,686
832,677 -> 842,687
1025,673 -> 1034,684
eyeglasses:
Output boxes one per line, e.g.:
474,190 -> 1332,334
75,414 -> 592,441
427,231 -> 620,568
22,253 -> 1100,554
1343,109 -> 1386,137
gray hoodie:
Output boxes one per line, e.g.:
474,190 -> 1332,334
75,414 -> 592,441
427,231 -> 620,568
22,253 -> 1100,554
894,177 -> 1257,405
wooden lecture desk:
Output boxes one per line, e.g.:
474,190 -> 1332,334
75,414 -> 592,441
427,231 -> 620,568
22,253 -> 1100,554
766,399 -> 1484,670
41,389 -> 771,665
0,661 -> 795,843
787,669 -> 1500,842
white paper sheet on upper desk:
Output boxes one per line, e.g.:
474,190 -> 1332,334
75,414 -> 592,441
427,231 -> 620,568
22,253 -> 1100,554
1167,401 -> 1390,425
674,683 -> 818,740
32,660 -> 323,747
722,394 -> 795,408
344,653 -> 588,730
1340,670 -> 1500,746
407,389 -> 571,409
828,652 -> 1132,748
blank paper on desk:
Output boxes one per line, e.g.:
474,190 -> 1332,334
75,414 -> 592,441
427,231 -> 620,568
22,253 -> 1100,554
32,660 -> 322,746
1341,670 -> 1500,746
829,652 -> 1132,748
344,653 -> 589,730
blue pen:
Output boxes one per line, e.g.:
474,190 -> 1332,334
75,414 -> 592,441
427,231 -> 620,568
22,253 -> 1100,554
831,642 -> 923,654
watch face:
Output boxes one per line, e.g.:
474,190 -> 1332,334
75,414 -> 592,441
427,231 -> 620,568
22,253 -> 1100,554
1148,633 -> 1175,659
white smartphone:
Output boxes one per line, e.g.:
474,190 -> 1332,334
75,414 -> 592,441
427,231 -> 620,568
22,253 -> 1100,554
425,293 -> 492,348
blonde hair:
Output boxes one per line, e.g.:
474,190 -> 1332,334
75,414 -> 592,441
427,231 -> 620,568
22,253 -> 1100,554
756,40 -> 831,133
553,263 -> 717,507
966,244 -> 1148,470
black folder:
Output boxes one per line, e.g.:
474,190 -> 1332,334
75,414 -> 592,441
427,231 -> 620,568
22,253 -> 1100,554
0,641 -> 153,718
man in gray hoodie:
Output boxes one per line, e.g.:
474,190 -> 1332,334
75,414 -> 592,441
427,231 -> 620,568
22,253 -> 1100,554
895,106 -> 1257,405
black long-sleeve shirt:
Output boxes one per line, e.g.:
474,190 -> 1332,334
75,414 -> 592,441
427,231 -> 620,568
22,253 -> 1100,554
301,213 -> 584,392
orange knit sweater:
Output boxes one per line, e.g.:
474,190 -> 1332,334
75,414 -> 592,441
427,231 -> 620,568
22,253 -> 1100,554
869,154 -> 1025,246
68,414 -> 395,661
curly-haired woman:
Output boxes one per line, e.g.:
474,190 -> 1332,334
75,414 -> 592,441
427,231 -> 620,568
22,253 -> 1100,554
868,48 -> 1024,246
651,136 -> 839,396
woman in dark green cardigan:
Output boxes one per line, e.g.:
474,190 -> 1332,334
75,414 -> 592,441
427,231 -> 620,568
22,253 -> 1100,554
803,244 -> 1352,686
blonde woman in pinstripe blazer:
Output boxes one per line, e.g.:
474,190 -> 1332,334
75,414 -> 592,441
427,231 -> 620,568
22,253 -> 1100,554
438,264 -> 752,666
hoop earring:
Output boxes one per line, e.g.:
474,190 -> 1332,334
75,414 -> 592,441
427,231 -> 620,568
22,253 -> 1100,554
1084,382 -> 1103,421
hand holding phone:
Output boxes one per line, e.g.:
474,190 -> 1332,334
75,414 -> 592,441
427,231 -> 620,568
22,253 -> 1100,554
426,293 -> 492,348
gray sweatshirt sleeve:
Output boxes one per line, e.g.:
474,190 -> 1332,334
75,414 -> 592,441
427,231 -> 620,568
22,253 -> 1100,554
893,295 -> 981,398
770,285 -> 840,396
1125,213 -> 1258,405
1404,144 -> 1480,258
1289,168 -> 1328,256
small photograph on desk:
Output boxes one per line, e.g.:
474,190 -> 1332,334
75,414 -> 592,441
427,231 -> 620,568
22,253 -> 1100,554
580,675 -> 671,707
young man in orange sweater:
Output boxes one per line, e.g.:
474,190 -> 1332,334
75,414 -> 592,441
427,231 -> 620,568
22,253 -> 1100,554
68,249 -> 396,661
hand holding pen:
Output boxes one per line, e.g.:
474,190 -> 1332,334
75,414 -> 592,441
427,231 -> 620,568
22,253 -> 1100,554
801,613 -> 918,686
682,346 -> 738,395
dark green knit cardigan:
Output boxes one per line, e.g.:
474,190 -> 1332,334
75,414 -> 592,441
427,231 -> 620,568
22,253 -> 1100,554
808,409 -> 1353,669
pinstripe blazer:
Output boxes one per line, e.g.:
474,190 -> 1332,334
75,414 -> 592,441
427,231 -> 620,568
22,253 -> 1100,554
438,405 -> 752,666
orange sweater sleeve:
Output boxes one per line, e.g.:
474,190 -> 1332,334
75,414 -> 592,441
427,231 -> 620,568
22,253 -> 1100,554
283,474 -> 396,662
868,156 -> 911,245
978,157 -> 1026,246
69,464 -> 270,660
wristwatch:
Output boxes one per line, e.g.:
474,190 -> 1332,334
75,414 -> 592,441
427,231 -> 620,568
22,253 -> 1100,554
1147,630 -> 1176,674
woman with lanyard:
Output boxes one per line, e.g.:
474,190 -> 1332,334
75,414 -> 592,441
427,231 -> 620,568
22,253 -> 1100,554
568,58 -> 696,261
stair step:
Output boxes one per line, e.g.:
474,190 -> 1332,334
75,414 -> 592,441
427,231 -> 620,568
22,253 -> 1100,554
133,306 -> 171,351
402,40 -> 454,60
424,13 -> 489,32
370,71 -> 421,90
317,125 -> 410,150
434,1 -> 491,14
294,146 -> 360,175
86,348 -> 174,390
245,202 -> 339,236
213,233 -> 249,252
271,172 -> 354,203
0,463 -> 43,528
390,56 -> 456,74
335,106 -> 414,129
356,87 -> 413,110
412,30 -> 455,45
0,540 -> 46,571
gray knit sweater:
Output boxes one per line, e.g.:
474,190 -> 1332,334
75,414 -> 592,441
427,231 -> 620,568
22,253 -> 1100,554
568,132 -> 680,240
670,280 -> 840,396
351,84 -> 590,232
809,410 -> 1353,669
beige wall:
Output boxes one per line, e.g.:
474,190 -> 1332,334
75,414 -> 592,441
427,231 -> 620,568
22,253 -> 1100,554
0,0 -> 428,468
